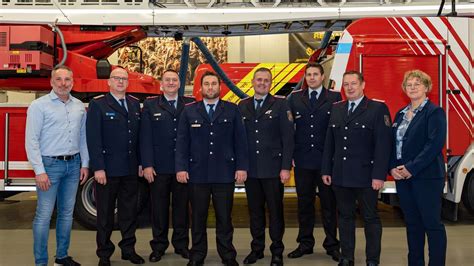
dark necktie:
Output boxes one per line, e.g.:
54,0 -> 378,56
168,100 -> 176,111
208,104 -> 215,119
348,102 -> 355,116
255,99 -> 263,113
310,90 -> 318,107
119,98 -> 128,114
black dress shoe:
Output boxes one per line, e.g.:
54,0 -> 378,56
149,251 -> 164,262
122,252 -> 145,264
175,248 -> 190,259
287,247 -> 313,258
338,259 -> 354,266
326,249 -> 341,262
187,260 -> 204,266
243,251 -> 264,264
98,258 -> 111,266
55,256 -> 81,266
223,259 -> 239,266
270,255 -> 283,266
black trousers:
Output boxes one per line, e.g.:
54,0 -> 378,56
188,183 -> 236,262
294,167 -> 339,252
332,185 -> 381,264
245,177 -> 285,256
95,175 -> 138,259
149,173 -> 189,253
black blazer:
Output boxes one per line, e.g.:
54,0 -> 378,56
389,100 -> 446,179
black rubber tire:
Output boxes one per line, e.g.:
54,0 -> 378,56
462,172 -> 474,215
74,177 -> 99,230
74,177 -> 149,230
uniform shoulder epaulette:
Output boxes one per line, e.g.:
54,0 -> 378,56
183,94 -> 195,99
273,94 -> 286,99
146,95 -> 159,99
291,89 -> 303,94
333,100 -> 346,105
240,96 -> 252,102
93,94 -> 105,100
372,98 -> 385,103
128,94 -> 139,101
185,101 -> 198,106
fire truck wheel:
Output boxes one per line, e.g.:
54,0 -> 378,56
74,177 -> 102,230
462,172 -> 474,215
73,177 -> 149,230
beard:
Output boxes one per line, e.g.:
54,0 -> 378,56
202,90 -> 220,100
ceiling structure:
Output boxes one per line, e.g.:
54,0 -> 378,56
1,0 -> 473,36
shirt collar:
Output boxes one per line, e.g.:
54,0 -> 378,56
49,90 -> 71,103
110,92 -> 126,104
254,94 -> 268,103
163,94 -> 178,102
401,98 -> 428,114
203,98 -> 219,107
308,86 -> 323,97
349,95 -> 364,107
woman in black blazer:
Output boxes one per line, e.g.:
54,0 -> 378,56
389,70 -> 447,266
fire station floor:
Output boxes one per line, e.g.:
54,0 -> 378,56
1,192 -> 474,266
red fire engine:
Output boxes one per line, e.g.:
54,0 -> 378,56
0,17 -> 472,229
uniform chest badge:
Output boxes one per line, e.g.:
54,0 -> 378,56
287,111 -> 294,122
265,110 -> 272,114
191,124 -> 201,128
154,113 -> 162,116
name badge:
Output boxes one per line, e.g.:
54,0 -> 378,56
295,115 -> 302,119
154,113 -> 162,117
265,110 -> 272,114
191,124 -> 201,128
106,112 -> 116,116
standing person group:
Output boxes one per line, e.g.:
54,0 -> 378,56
25,64 -> 447,266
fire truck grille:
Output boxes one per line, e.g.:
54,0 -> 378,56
25,54 -> 32,62
0,32 -> 6,47
10,54 -> 20,63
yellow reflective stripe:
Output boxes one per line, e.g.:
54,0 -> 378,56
270,63 -> 305,95
221,63 -> 304,103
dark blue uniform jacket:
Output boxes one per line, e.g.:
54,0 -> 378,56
175,100 -> 249,184
321,97 -> 392,188
86,93 -> 141,177
239,94 -> 294,178
140,95 -> 195,174
288,88 -> 342,169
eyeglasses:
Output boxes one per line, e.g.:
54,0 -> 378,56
405,83 -> 422,89
110,76 -> 129,82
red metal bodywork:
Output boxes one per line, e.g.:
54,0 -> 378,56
0,25 -> 160,94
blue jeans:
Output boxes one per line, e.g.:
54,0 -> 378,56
33,155 -> 80,265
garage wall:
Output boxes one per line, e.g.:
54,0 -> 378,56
228,34 -> 289,63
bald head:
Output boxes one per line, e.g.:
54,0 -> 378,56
108,68 -> 129,97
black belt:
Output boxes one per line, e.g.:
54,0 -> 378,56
49,153 -> 78,161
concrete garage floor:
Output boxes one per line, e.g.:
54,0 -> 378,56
1,192 -> 474,266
